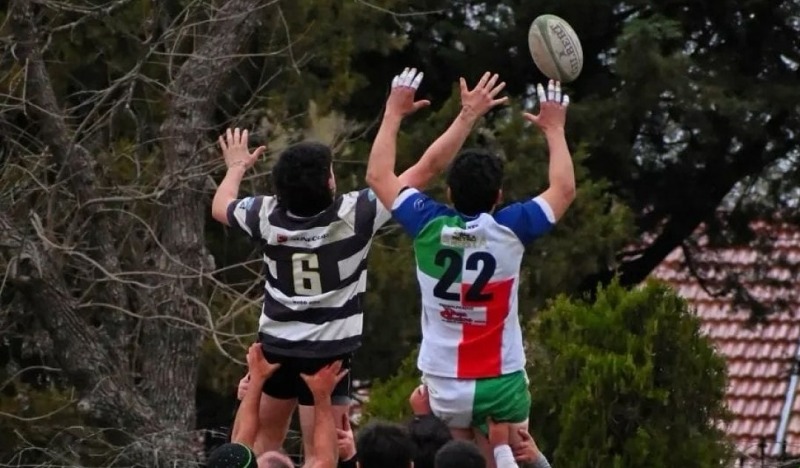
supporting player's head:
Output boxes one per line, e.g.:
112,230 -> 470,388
434,440 -> 486,468
356,420 -> 416,468
446,149 -> 504,216
272,141 -> 335,216
256,451 -> 293,468
206,442 -> 258,468
407,415 -> 452,468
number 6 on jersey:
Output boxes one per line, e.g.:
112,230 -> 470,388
292,253 -> 322,296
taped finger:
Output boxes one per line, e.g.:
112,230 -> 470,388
392,75 -> 400,87
403,68 -> 418,87
398,70 -> 408,87
536,83 -> 546,103
397,69 -> 409,87
562,94 -> 570,107
547,81 -> 556,101
554,82 -> 562,103
410,71 -> 424,90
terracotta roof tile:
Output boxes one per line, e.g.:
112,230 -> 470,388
651,223 -> 800,460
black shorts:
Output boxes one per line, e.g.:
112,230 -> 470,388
261,348 -> 352,407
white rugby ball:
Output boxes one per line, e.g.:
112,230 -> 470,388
528,14 -> 583,83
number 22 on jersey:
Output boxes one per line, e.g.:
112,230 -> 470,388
433,249 -> 497,302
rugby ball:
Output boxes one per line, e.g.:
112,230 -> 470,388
528,14 -> 583,83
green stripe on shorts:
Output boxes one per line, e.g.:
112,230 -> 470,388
471,370 -> 531,435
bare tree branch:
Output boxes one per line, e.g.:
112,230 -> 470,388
0,212 -> 168,455
9,0 -> 134,357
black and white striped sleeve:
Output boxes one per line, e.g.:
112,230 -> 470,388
355,189 -> 393,234
226,196 -> 270,240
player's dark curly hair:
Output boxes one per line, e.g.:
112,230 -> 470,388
356,420 -> 416,468
271,142 -> 334,216
446,149 -> 504,216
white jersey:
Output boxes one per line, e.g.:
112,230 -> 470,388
391,188 -> 555,379
227,189 -> 391,358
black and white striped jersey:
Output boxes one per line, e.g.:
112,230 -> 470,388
226,189 -> 391,358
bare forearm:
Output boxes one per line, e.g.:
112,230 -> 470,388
406,109 -> 478,184
212,164 -> 247,224
545,129 -> 575,196
366,114 -> 402,184
365,113 -> 404,209
536,128 -> 576,221
310,395 -> 337,467
231,374 -> 266,447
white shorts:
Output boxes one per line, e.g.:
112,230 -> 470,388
422,370 -> 531,434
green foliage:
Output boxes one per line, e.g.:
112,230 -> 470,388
528,279 -> 733,467
360,346 -> 420,425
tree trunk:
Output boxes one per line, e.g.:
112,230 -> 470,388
3,0 -> 273,465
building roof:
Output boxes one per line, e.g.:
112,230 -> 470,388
651,224 -> 800,463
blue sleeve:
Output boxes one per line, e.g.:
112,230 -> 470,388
226,196 -> 267,240
494,196 -> 556,245
390,188 -> 451,238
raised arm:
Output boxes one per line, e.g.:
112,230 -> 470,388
365,68 -> 429,211
230,344 -> 280,448
211,128 -> 266,226
367,68 -> 509,210
398,71 -> 509,191
523,80 -> 576,221
300,361 -> 350,468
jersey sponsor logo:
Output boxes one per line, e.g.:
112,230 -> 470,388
414,197 -> 425,211
275,233 -> 330,244
440,229 -> 485,249
439,304 -> 487,326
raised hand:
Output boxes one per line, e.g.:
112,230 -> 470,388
300,360 -> 350,398
384,68 -> 431,119
512,427 -> 542,463
246,343 -> 280,381
460,71 -> 509,118
523,79 -> 569,132
218,127 -> 266,170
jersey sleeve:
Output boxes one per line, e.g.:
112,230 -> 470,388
391,187 -> 450,238
493,196 -> 556,245
365,189 -> 393,233
226,196 -> 269,240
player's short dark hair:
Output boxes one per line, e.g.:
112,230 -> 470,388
407,414 -> 453,468
434,440 -> 486,468
356,420 -> 416,468
206,443 -> 257,468
272,141 -> 334,216
446,149 -> 504,216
